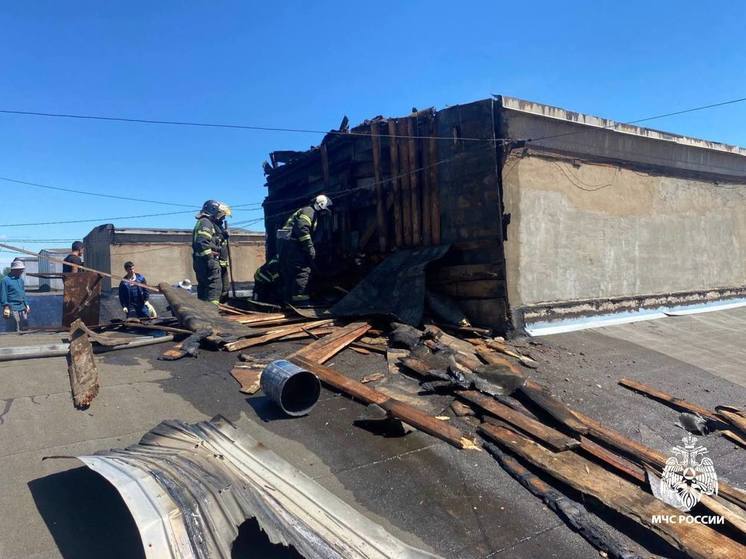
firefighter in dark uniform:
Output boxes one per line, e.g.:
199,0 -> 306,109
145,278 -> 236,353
192,200 -> 232,305
278,194 -> 332,305
252,257 -> 280,304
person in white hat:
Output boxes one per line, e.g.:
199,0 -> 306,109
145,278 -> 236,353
1,259 -> 31,332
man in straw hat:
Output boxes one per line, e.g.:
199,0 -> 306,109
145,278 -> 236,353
1,258 -> 31,332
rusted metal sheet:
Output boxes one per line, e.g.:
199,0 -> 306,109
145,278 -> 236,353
62,272 -> 102,327
75,416 -> 442,559
67,319 -> 99,409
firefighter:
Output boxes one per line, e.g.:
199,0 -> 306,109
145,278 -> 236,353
252,257 -> 280,304
278,194 -> 332,305
192,200 -> 232,304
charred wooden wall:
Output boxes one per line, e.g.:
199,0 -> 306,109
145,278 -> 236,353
263,99 -> 509,330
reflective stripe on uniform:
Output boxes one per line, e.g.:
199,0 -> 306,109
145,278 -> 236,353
219,260 -> 229,267
196,229 -> 213,239
298,213 -> 312,225
209,299 -> 220,305
198,248 -> 212,256
298,234 -> 312,242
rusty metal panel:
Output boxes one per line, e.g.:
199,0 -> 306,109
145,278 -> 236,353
67,319 -> 99,409
63,272 -> 102,327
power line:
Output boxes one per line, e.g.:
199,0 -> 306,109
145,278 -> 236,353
0,175 -> 265,210
525,95 -> 746,144
0,108 -> 507,143
0,176 -> 198,208
0,202 -> 263,227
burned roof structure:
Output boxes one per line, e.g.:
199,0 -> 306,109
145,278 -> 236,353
263,96 -> 746,332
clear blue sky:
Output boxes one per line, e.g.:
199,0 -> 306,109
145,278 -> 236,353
2,1 -> 746,266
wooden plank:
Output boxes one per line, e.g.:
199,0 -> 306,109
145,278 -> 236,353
292,356 -> 479,450
420,117 -> 432,246
289,322 -> 371,364
716,406 -> 746,438
618,378 -> 720,421
223,319 -> 333,352
370,122 -> 387,253
398,119 -> 412,247
458,390 -> 578,451
570,406 -> 746,513
67,319 -> 99,409
484,442 -> 640,559
520,380 -> 590,434
407,117 -> 421,246
578,435 -> 646,483
226,312 -> 288,324
388,119 -> 403,248
428,125 -> 440,245
480,423 -> 745,559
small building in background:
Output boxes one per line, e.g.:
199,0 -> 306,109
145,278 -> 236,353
14,256 -> 39,289
83,225 -> 265,292
38,248 -> 69,291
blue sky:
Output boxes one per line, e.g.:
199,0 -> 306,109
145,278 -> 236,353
2,1 -> 746,266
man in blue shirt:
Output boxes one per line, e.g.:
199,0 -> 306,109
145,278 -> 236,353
1,259 -> 31,332
118,261 -> 152,318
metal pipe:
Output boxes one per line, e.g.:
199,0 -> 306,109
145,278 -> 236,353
0,334 -> 174,362
260,359 -> 320,416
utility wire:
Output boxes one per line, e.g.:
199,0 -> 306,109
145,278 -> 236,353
0,175 -> 198,208
525,95 -> 746,144
0,108 -> 507,143
0,175 -> 264,210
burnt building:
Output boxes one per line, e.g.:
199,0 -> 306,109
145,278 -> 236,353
263,96 -> 746,332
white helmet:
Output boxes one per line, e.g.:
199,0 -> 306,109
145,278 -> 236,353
313,194 -> 333,211
10,259 -> 25,270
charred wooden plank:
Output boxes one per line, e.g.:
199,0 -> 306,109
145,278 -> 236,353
459,390 -> 578,451
715,406 -> 746,438
520,381 -> 590,434
398,119 -> 413,246
484,442 -> 643,559
388,119 -> 403,247
428,123 -> 440,245
67,319 -> 99,409
407,117 -> 421,246
578,436 -> 646,483
618,378 -> 720,422
291,356 -> 479,450
370,122 -> 387,252
480,423 -> 745,559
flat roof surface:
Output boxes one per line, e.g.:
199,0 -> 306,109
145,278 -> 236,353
1,307 -> 744,558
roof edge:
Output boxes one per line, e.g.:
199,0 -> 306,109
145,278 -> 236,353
498,95 -> 746,158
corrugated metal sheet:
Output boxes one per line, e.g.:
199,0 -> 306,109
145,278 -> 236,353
77,416 -> 441,559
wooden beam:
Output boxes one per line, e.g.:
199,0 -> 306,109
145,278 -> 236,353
398,119 -> 412,246
223,319 -> 333,352
421,117 -> 432,246
288,322 -> 371,364
458,390 -> 578,451
428,126 -> 440,245
407,117 -> 421,246
291,356 -> 479,450
370,122 -> 387,253
520,381 -> 590,434
480,423 -> 745,559
618,378 -> 720,421
388,119 -> 403,248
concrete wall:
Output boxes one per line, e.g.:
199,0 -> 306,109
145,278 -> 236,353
109,242 -> 265,290
502,153 -> 746,320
